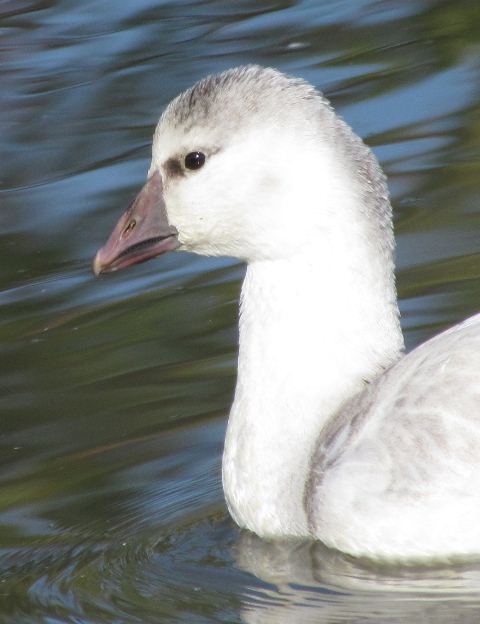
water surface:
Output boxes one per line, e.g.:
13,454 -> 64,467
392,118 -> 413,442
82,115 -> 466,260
1,0 -> 480,622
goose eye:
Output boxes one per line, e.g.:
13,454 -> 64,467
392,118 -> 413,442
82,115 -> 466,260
184,151 -> 205,170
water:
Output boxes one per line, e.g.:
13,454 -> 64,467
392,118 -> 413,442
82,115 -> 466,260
1,0 -> 480,621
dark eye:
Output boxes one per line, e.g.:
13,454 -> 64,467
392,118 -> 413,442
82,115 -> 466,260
184,151 -> 205,170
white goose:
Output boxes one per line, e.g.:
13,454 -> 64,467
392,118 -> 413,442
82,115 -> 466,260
94,66 -> 480,561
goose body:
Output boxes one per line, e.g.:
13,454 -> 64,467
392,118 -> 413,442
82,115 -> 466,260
94,66 -> 480,561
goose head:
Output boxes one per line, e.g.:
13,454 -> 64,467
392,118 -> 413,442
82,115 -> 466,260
94,65 -> 392,274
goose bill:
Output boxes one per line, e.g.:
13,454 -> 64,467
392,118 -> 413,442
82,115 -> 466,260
93,171 -> 179,275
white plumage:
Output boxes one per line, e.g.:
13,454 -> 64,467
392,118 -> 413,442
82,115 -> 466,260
96,66 -> 480,561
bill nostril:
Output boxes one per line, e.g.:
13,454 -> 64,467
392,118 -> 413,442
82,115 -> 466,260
122,219 -> 136,238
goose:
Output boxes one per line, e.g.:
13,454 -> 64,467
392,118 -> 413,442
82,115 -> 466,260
93,66 -> 480,561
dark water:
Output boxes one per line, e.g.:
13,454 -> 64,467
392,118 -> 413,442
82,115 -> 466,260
2,0 -> 480,622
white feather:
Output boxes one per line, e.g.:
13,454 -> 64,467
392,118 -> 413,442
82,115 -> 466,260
147,66 -> 480,561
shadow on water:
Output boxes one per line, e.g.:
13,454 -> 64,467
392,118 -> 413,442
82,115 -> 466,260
1,0 -> 480,622
234,533 -> 480,623
4,517 -> 480,622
